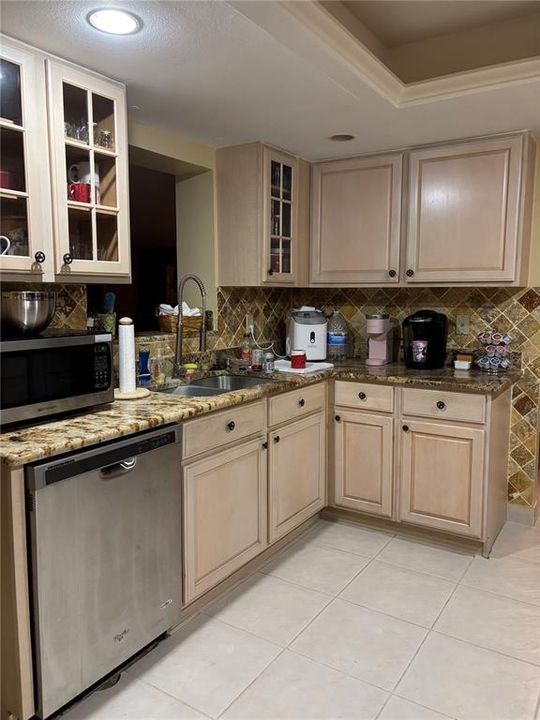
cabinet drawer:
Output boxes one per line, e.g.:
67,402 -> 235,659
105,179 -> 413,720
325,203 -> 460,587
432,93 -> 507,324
183,401 -> 266,459
269,382 -> 326,427
402,388 -> 486,424
335,381 -> 393,413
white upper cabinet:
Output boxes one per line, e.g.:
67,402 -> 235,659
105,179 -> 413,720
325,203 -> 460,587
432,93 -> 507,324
0,37 -> 54,279
217,142 -> 310,287
311,153 -> 402,285
405,134 -> 533,285
47,59 -> 130,278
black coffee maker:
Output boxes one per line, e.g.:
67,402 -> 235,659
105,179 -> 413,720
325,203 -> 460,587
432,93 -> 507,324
403,310 -> 448,369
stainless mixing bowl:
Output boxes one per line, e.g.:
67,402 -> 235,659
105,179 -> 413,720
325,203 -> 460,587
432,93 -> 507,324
1,291 -> 57,335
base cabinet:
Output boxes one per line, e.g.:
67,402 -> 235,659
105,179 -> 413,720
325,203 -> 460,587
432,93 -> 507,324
398,419 -> 485,538
334,410 -> 393,518
268,412 -> 326,543
183,438 -> 267,604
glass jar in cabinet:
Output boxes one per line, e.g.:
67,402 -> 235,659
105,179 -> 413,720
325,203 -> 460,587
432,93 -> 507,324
0,39 -> 54,279
47,59 -> 130,278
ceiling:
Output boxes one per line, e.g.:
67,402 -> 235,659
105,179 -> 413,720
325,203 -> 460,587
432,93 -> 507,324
1,0 -> 539,160
343,0 -> 540,47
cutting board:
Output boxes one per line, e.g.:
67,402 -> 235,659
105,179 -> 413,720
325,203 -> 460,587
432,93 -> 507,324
274,359 -> 334,374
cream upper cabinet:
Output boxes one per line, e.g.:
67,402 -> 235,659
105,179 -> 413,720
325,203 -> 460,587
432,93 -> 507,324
0,37 -> 54,280
47,59 -> 130,278
268,411 -> 326,542
405,134 -> 533,284
217,142 -> 310,287
183,437 -> 267,603
334,409 -> 393,518
310,153 -> 403,285
398,419 -> 485,538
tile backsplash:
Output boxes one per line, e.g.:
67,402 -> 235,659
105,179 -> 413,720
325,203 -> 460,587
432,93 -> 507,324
218,286 -> 540,509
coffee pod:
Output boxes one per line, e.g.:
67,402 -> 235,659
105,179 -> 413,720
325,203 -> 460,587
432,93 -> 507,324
491,332 -> 503,344
486,345 -> 497,356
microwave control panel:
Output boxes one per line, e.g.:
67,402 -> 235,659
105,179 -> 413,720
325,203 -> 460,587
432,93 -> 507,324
93,343 -> 112,390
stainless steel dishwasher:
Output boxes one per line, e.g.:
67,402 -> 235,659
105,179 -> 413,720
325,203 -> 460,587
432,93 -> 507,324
26,424 -> 183,719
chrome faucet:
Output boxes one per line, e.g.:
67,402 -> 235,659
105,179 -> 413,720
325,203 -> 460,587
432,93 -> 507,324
174,273 -> 207,376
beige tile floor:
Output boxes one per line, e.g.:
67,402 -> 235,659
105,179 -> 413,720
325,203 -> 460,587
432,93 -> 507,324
62,519 -> 540,720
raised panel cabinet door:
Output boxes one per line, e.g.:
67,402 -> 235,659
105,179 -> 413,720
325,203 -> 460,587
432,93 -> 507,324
334,410 -> 393,518
0,37 -> 54,280
311,153 -> 402,285
47,59 -> 131,279
405,135 -> 523,283
399,420 -> 485,538
183,438 -> 267,603
268,412 -> 326,543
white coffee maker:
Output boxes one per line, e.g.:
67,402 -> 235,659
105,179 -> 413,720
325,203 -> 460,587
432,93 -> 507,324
366,314 -> 398,365
286,307 -> 327,361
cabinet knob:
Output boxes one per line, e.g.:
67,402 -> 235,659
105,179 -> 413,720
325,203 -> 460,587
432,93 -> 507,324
388,270 -> 396,278
402,424 -> 410,432
34,251 -> 46,264
436,401 -> 446,410
262,441 -> 268,449
298,398 -> 305,407
406,269 -> 414,277
273,435 -> 280,443
227,421 -> 236,432
358,392 -> 367,401
267,268 -> 274,276
63,253 -> 73,265
335,415 -> 341,422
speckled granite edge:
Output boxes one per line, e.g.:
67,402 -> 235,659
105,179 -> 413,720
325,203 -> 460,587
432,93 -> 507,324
0,365 -> 519,467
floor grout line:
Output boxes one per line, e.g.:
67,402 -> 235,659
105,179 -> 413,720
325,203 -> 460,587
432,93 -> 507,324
430,628 -> 540,669
453,577 -> 540,610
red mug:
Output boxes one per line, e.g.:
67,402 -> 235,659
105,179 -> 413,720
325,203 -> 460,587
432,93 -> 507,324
68,182 -> 92,203
0,169 -> 18,190
291,350 -> 306,369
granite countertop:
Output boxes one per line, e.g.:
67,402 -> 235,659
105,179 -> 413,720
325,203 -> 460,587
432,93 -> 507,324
0,363 -> 520,467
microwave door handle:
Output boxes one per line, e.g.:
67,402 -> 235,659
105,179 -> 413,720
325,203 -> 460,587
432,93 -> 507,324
99,457 -> 137,480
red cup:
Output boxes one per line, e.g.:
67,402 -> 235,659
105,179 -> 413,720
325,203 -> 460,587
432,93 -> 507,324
291,350 -> 306,369
67,182 -> 92,203
0,169 -> 17,190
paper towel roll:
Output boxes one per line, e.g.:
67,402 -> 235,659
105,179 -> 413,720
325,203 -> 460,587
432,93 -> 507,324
118,317 -> 136,394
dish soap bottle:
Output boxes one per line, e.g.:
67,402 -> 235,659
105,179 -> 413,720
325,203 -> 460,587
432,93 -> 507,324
327,310 -> 348,360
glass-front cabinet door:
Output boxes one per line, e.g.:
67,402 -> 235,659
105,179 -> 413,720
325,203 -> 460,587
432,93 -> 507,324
47,60 -> 130,277
263,148 -> 297,284
0,39 -> 53,277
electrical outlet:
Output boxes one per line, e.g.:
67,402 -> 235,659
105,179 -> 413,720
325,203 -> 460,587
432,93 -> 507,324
456,315 -> 470,335
245,313 -> 254,336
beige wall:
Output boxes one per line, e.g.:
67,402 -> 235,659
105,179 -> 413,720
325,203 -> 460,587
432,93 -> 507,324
128,120 -> 215,170
176,171 -> 217,315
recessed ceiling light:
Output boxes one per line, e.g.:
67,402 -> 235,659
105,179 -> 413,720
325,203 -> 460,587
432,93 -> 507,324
87,8 -> 142,35
329,133 -> 355,142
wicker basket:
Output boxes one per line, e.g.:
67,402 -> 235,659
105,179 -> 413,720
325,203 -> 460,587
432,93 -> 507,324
157,314 -> 203,334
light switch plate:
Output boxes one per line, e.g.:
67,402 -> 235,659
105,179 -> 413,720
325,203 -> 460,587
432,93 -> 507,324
456,315 -> 470,335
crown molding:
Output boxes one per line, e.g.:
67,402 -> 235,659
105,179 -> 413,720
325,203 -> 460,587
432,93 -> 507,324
230,1 -> 540,108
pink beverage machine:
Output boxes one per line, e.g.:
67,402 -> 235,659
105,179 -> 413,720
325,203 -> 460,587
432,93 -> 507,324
366,314 -> 398,366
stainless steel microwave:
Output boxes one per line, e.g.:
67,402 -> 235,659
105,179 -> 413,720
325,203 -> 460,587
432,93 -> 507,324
0,332 -> 114,426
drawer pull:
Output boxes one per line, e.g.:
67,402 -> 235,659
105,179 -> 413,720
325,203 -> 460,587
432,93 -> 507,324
335,415 -> 341,422
298,398 -> 305,407
436,401 -> 446,411
227,421 -> 236,431
358,392 -> 367,401
402,424 -> 410,432
274,435 -> 280,443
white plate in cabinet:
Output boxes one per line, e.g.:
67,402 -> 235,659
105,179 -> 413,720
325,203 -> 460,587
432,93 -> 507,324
183,400 -> 266,459
335,381 -> 394,413
334,410 -> 393,518
269,382 -> 326,427
402,388 -> 486,424
311,153 -> 402,285
268,412 -> 326,543
398,419 -> 485,538
405,134 -> 528,284
183,438 -> 267,603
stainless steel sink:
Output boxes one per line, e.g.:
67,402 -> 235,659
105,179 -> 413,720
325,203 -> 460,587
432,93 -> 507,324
192,375 -> 277,391
157,374 -> 278,397
158,385 -> 226,397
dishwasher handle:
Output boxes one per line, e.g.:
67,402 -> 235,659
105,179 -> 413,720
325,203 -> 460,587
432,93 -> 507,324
99,457 -> 137,480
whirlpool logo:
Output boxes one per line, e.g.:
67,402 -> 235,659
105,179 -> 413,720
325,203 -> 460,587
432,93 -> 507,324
113,628 -> 130,643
